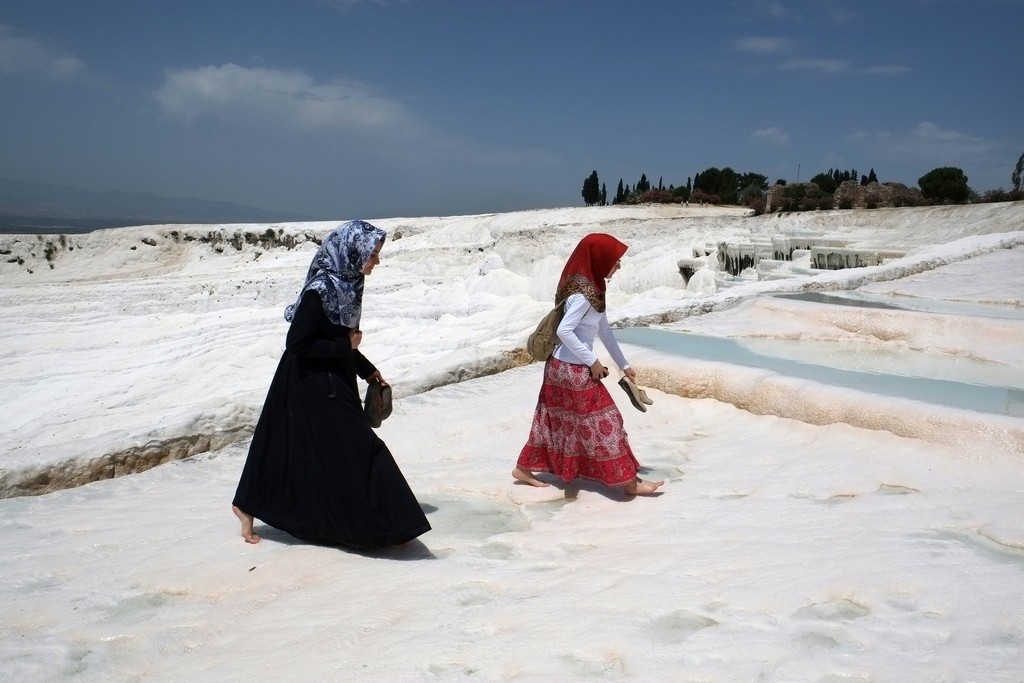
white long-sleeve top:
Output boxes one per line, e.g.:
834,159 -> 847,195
552,292 -> 630,371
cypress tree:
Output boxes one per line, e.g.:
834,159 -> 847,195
582,170 -> 601,206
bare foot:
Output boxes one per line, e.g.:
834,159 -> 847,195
623,477 -> 664,496
512,467 -> 550,487
232,505 -> 261,544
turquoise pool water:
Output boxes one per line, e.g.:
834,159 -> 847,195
616,327 -> 1024,418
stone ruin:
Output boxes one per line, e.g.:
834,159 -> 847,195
765,180 -> 925,212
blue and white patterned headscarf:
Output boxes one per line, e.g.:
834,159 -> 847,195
284,220 -> 386,328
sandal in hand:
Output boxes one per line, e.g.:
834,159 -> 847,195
618,376 -> 654,412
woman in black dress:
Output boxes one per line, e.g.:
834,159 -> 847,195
231,220 -> 430,549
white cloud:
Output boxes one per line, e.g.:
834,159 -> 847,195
734,36 -> 794,54
909,121 -> 972,143
756,1 -> 789,18
0,24 -> 84,79
317,0 -> 413,9
156,63 -> 417,134
780,58 -> 849,73
825,5 -> 856,24
848,122 -> 993,152
863,64 -> 913,76
153,62 -> 556,186
751,126 -> 790,146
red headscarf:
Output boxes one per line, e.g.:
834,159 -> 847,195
554,233 -> 627,312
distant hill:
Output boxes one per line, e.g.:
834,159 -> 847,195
0,178 -> 319,233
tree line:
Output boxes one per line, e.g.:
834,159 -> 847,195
581,152 -> 1024,213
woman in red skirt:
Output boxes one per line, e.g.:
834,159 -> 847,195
514,233 -> 664,496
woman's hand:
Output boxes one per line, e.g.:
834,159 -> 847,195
348,328 -> 363,350
367,370 -> 388,387
623,367 -> 637,383
589,360 -> 609,380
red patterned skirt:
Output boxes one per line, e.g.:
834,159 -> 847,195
517,356 -> 639,487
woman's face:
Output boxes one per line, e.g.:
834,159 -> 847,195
361,241 -> 383,275
607,260 -> 621,279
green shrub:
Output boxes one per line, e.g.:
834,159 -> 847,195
746,196 -> 767,215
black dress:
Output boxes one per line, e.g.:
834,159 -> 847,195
233,290 -> 431,549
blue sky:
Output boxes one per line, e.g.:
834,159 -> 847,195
1,0 -> 1021,219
